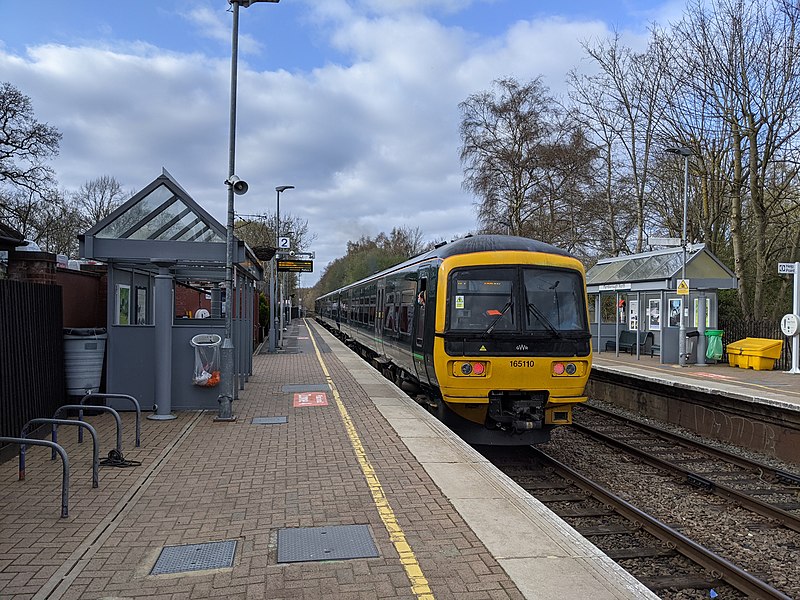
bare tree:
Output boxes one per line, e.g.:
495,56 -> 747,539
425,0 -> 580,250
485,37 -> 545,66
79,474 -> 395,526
73,175 -> 127,228
459,77 -> 598,247
0,82 -> 61,193
569,33 -> 669,254
459,77 -> 558,236
661,0 -> 800,318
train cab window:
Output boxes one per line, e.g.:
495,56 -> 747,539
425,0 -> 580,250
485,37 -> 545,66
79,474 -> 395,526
448,268 -> 515,331
523,268 -> 587,332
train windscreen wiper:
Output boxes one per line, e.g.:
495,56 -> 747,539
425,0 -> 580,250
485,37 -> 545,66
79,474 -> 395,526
484,299 -> 513,334
526,302 -> 562,338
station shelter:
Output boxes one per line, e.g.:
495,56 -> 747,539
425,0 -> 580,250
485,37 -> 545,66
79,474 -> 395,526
586,245 -> 737,364
79,169 -> 263,415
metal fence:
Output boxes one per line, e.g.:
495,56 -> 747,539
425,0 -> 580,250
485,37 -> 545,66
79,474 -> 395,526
0,280 -> 65,441
718,317 -> 793,371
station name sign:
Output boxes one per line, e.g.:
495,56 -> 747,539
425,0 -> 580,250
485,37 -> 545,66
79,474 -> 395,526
778,262 -> 798,274
277,259 -> 313,273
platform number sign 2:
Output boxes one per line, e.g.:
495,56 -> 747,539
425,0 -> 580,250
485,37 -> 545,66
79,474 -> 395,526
279,237 -> 290,249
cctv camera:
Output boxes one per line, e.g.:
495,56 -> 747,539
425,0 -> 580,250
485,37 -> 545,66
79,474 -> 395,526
289,250 -> 295,256
225,175 -> 249,195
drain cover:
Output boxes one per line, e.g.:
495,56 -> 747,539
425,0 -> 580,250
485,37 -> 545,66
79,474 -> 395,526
151,540 -> 237,575
281,384 -> 330,393
251,416 -> 288,425
277,525 -> 379,563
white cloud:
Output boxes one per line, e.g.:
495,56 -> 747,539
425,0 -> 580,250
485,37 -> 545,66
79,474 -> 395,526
183,6 -> 264,55
0,3 -> 660,284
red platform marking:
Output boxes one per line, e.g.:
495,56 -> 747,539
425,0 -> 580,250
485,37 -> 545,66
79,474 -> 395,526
293,392 -> 329,407
693,372 -> 734,380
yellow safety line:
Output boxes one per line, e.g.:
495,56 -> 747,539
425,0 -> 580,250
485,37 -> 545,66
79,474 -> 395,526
306,320 -> 435,600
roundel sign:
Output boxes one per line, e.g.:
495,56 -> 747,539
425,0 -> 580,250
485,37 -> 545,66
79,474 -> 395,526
781,313 -> 799,337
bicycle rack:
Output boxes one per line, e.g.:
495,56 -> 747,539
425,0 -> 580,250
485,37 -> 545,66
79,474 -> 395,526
53,405 -> 122,455
0,436 -> 70,518
20,419 -> 99,489
79,393 -> 141,447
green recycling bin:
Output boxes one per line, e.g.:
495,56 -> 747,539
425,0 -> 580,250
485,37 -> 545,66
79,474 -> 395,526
705,329 -> 724,361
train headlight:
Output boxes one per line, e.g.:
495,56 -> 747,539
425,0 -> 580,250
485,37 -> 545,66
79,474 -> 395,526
552,361 -> 582,376
453,361 -> 488,377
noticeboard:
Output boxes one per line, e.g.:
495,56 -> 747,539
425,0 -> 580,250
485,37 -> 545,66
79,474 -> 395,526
277,259 -> 313,273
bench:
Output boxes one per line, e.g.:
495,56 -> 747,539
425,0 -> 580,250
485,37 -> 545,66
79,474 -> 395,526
605,330 -> 655,356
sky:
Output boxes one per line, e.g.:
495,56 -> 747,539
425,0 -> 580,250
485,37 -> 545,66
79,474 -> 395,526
0,0 -> 683,285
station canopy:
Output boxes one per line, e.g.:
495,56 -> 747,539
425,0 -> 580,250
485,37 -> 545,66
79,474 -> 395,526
586,244 -> 736,293
80,168 -> 262,282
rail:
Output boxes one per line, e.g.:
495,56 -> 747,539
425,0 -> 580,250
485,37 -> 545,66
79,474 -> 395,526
0,436 -> 70,518
53,404 -> 122,455
531,446 -> 793,600
20,418 -> 99,489
79,393 -> 141,447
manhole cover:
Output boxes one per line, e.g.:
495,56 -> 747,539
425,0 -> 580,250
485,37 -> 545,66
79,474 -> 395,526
251,417 -> 288,425
151,540 -> 237,575
277,525 -> 379,563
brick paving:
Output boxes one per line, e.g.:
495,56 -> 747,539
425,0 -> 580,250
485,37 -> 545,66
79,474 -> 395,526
1,320 -> 525,600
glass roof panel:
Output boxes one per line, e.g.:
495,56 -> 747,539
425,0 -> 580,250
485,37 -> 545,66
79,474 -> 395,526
587,250 -> 688,284
94,183 -> 222,242
586,260 -> 627,284
96,184 -> 174,239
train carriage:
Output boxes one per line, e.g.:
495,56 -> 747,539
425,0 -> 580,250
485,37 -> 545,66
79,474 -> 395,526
315,234 -> 592,445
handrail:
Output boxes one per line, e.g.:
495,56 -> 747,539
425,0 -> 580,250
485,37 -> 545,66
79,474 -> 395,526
21,418 -> 99,488
79,393 -> 141,447
0,436 -> 70,517
53,405 -> 122,455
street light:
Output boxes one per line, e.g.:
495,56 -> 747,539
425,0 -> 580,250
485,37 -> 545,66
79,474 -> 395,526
220,0 -> 281,421
666,146 -> 692,367
269,185 -> 294,352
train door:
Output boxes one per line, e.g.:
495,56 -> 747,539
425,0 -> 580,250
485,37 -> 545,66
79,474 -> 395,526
376,283 -> 385,357
412,269 -> 432,386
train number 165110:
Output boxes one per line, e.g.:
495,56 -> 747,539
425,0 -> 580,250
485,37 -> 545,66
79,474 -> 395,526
509,360 -> 535,368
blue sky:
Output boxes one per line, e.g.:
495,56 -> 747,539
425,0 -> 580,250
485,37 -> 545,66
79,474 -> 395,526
1,0 -> 680,284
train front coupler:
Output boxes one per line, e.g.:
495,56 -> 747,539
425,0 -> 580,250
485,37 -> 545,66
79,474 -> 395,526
487,391 -> 546,432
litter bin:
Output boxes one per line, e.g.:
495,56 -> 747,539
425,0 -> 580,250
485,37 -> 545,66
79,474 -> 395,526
705,329 -> 724,362
191,333 -> 221,387
726,337 -> 783,370
685,330 -> 699,363
63,328 -> 107,396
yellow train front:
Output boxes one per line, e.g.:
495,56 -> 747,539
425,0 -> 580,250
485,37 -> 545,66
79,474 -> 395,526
315,235 -> 592,445
431,239 -> 592,445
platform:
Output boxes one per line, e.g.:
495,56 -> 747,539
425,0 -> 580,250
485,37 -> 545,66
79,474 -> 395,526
593,349 -> 800,413
0,319 -> 655,600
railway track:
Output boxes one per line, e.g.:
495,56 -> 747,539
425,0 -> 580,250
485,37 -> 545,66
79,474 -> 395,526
574,404 -> 800,533
479,406 -> 800,599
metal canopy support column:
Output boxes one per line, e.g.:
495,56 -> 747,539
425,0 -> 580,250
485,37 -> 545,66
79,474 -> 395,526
697,291 -> 707,365
149,263 -> 176,420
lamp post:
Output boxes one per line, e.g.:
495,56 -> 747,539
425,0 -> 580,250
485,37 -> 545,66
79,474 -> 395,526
220,0 -> 280,420
666,146 -> 692,367
269,185 -> 294,352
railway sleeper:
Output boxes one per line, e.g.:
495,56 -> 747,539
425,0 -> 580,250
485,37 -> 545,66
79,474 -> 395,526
534,493 -> 586,503
639,574 -> 720,592
604,546 -> 677,560
555,507 -> 616,518
578,524 -> 635,536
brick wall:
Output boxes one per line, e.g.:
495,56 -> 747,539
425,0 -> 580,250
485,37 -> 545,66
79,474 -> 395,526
6,250 -> 57,284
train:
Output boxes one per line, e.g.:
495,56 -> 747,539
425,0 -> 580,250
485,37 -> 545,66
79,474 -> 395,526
314,234 -> 592,445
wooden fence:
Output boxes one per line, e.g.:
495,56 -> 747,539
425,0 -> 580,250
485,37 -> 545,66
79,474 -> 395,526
0,280 -> 65,440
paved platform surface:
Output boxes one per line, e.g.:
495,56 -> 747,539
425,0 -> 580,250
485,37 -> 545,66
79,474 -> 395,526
594,350 -> 800,412
1,320 -> 655,600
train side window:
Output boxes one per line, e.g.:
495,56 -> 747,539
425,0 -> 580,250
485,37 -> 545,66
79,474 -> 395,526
415,277 -> 427,346
384,294 -> 395,331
